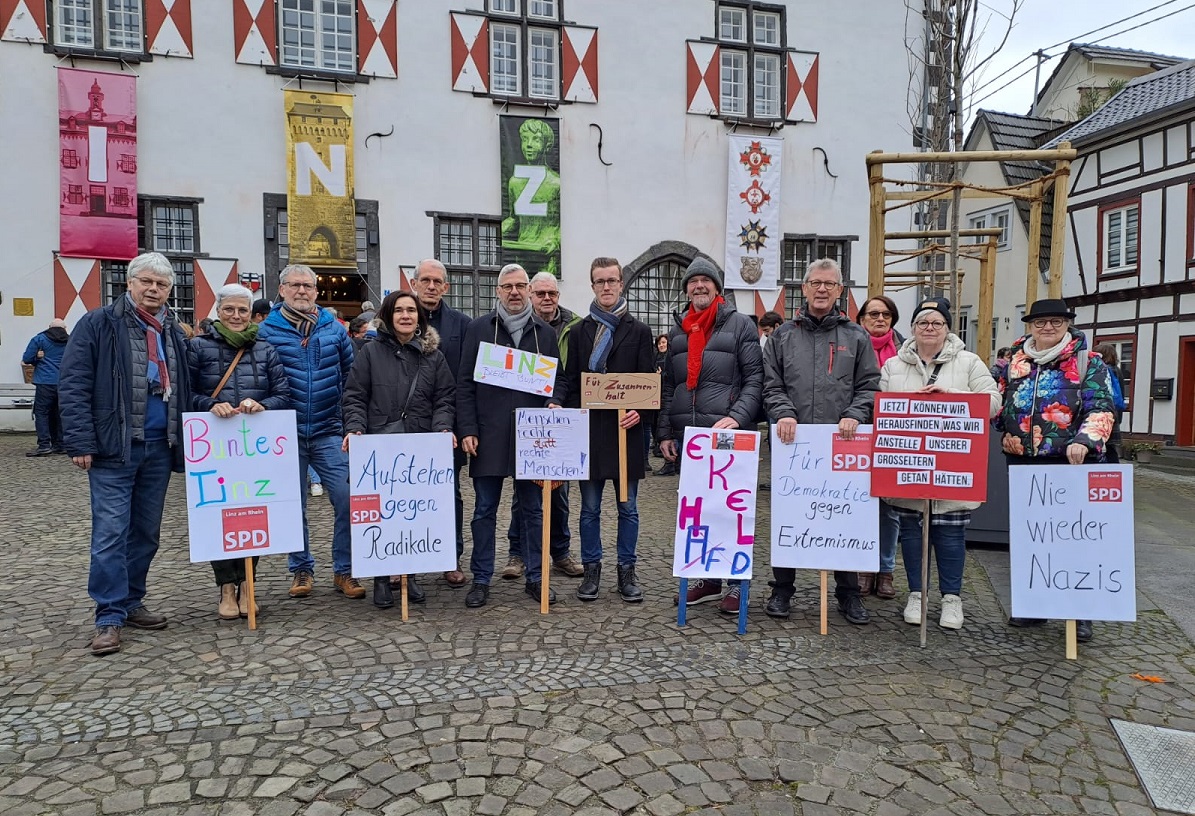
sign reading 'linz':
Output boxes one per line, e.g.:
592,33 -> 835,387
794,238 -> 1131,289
580,373 -> 661,410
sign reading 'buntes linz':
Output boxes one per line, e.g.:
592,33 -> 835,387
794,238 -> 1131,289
472,341 -> 558,396
580,372 -> 661,410
182,411 -> 303,563
515,408 -> 590,481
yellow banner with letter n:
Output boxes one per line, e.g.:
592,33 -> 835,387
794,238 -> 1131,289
284,90 -> 356,267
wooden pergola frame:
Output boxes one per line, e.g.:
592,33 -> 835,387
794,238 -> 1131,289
864,143 -> 1077,361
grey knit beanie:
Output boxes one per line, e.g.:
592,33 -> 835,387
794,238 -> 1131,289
680,257 -> 724,294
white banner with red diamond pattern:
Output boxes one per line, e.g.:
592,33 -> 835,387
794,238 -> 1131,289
724,135 -> 782,290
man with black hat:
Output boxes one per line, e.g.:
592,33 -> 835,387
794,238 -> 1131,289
658,256 -> 764,614
761,258 -> 880,625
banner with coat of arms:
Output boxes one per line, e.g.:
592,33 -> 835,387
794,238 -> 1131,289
724,135 -> 782,290
284,90 -> 357,267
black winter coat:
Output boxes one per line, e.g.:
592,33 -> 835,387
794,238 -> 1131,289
427,302 -> 471,378
342,327 -> 455,435
564,312 -> 656,482
457,311 -> 563,478
658,301 -> 764,441
188,327 -> 290,412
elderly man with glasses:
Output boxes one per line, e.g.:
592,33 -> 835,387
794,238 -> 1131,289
761,258 -> 880,625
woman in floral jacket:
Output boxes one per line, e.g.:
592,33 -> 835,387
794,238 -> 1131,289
995,298 -> 1116,643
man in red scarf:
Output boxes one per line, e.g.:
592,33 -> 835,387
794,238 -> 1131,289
658,256 -> 764,614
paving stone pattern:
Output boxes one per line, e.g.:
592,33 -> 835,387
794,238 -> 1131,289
1,434 -> 1194,815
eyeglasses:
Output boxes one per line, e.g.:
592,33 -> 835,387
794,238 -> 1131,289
531,290 -> 559,298
497,282 -> 529,293
804,280 -> 841,290
1030,317 -> 1066,328
864,310 -> 892,319
417,278 -> 447,288
592,278 -> 622,289
913,321 -> 947,330
285,282 -> 317,291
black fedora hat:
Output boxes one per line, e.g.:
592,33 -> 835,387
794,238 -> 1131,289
1022,298 -> 1075,322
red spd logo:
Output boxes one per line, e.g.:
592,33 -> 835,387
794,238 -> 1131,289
1088,471 -> 1123,503
832,433 -> 872,471
351,494 -> 382,525
222,506 -> 270,552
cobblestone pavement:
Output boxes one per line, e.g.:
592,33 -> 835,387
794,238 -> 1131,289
1,433 -> 1193,816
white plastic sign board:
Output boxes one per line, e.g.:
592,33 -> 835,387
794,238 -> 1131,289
671,426 -> 760,580
1009,464 -> 1136,621
348,432 -> 458,578
515,408 -> 590,481
770,424 -> 879,572
183,410 -> 303,563
473,341 -> 558,397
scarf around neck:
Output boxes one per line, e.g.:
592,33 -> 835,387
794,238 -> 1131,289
280,303 -> 320,347
213,320 -> 259,349
588,297 -> 627,373
1022,331 -> 1074,367
680,296 -> 724,390
496,300 -> 533,346
869,329 -> 898,367
128,294 -> 172,399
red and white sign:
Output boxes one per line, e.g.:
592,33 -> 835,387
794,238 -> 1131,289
222,506 -> 271,552
870,392 -> 990,502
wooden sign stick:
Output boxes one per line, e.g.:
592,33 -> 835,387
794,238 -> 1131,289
819,570 -> 828,635
541,480 -> 552,615
244,557 -> 257,631
1065,620 -> 1077,660
400,575 -> 408,622
618,409 -> 629,502
919,500 -> 931,648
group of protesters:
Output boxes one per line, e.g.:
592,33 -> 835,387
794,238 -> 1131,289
38,249 -> 1117,656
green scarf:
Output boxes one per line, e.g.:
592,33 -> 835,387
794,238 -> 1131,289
213,321 -> 259,348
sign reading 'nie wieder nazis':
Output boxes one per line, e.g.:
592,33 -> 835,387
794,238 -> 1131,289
348,433 -> 457,579
770,424 -> 879,573
473,341 -> 558,397
672,427 -> 760,580
1009,465 -> 1135,621
870,392 -> 990,502
515,408 -> 589,481
183,411 -> 303,563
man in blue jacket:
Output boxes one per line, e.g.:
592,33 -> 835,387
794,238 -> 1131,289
259,264 -> 358,600
59,252 -> 191,656
22,318 -> 69,456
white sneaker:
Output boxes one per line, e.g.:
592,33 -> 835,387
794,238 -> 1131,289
903,592 -> 922,625
939,594 -> 964,629
310,483 -> 324,497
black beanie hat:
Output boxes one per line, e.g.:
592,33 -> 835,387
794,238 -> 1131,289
911,297 -> 952,328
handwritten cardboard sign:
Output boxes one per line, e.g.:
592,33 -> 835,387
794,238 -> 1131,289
671,427 -> 760,580
581,373 -> 662,410
770,424 -> 879,572
515,408 -> 590,481
871,392 -> 990,502
1009,465 -> 1135,621
182,411 -> 303,563
348,432 -> 457,578
473,341 -> 558,397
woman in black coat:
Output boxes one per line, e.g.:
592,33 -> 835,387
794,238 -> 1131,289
341,291 -> 456,608
188,284 -> 290,621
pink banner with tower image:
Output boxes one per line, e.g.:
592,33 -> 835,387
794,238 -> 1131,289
58,67 -> 137,260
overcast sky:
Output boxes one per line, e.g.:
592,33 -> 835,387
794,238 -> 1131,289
963,0 -> 1194,121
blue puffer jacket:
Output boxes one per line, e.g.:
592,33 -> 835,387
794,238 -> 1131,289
259,304 -> 353,439
22,327 -> 69,385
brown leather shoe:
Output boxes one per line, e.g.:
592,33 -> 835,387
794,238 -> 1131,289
237,581 -> 258,617
858,572 -> 876,596
90,625 -> 122,656
444,568 -> 467,587
875,572 -> 896,600
334,573 -> 366,599
126,606 -> 167,630
289,570 -> 314,598
553,556 -> 585,577
218,584 -> 240,620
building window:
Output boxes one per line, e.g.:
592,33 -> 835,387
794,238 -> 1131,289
279,0 -> 355,73
780,235 -> 853,317
715,1 -> 787,121
432,213 -> 502,316
1100,200 -> 1139,275
52,0 -> 144,53
102,257 -> 195,325
625,258 -> 690,339
968,208 -> 1010,247
147,202 -> 198,255
1095,335 -> 1135,409
485,0 -> 561,101
958,308 -> 971,349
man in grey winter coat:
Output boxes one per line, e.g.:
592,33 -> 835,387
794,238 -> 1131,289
761,258 -> 880,625
658,256 -> 763,615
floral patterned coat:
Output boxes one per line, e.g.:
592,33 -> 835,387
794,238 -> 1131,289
995,329 -> 1116,460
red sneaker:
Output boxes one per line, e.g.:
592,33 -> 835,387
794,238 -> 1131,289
672,579 -> 723,606
717,585 -> 742,615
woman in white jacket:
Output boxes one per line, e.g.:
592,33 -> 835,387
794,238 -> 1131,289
879,298 -> 1000,630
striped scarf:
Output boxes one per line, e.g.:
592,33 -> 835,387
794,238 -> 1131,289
130,296 -> 172,399
587,297 -> 626,373
280,303 -> 320,347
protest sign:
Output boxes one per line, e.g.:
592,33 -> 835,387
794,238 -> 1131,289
1009,465 -> 1135,621
871,392 -> 990,502
347,433 -> 457,579
473,341 -> 558,397
515,408 -> 590,481
671,427 -> 760,580
183,411 -> 303,563
770,424 -> 879,572
580,373 -> 661,410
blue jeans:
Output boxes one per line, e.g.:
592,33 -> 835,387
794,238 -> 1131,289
88,440 -> 173,626
473,477 -> 543,585
507,483 -> 571,560
879,500 -> 899,574
290,434 -> 352,576
898,513 -> 967,595
307,465 -> 321,486
579,479 -> 640,566
33,384 -> 62,450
